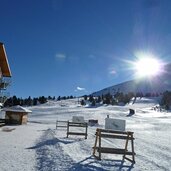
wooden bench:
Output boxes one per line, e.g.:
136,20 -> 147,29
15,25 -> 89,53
0,119 -> 5,127
93,128 -> 136,163
56,120 -> 68,130
67,121 -> 88,139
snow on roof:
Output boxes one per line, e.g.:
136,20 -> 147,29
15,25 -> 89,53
2,105 -> 32,113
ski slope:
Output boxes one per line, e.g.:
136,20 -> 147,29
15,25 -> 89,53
0,98 -> 171,171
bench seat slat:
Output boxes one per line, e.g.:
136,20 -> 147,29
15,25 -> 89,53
96,129 -> 133,135
67,132 -> 87,136
68,125 -> 87,127
95,147 -> 135,155
100,134 -> 134,140
0,123 -> 5,127
56,125 -> 67,127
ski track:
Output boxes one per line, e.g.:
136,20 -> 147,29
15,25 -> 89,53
30,128 -> 75,171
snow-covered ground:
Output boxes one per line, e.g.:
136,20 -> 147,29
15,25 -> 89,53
0,98 -> 171,171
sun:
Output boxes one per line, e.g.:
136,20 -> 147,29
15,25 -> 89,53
133,55 -> 162,78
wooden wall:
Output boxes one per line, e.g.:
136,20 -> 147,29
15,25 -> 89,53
5,111 -> 28,125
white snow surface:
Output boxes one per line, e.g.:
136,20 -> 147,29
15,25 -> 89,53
0,98 -> 171,171
2,105 -> 32,113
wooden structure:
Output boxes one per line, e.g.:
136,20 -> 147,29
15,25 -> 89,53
0,42 -> 12,104
88,119 -> 98,126
0,119 -> 5,127
129,109 -> 135,115
93,128 -> 135,163
67,121 -> 88,139
3,105 -> 32,125
56,120 -> 68,129
0,43 -> 11,77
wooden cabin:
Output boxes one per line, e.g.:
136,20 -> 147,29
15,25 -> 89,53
3,106 -> 32,125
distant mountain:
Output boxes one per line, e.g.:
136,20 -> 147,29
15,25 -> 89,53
92,64 -> 171,96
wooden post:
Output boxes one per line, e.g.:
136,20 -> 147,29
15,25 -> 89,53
92,129 -> 136,163
56,120 -> 68,130
67,121 -> 69,138
99,129 -> 101,160
66,122 -> 88,139
123,132 -> 129,160
93,129 -> 98,156
131,133 -> 135,163
56,120 -> 58,130
85,123 -> 88,139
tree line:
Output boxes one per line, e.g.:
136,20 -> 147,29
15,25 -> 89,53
160,91 -> 171,110
4,91 -> 171,110
80,91 -> 167,107
80,92 -> 135,106
4,95 -> 74,107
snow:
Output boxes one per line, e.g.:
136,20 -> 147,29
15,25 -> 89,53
2,105 -> 32,113
0,98 -> 171,171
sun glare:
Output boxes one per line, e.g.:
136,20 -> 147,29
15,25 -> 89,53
133,55 -> 162,78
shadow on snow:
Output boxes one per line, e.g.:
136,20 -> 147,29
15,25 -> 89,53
26,129 -> 134,171
68,156 -> 134,171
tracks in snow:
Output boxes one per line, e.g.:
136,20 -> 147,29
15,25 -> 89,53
33,128 -> 75,171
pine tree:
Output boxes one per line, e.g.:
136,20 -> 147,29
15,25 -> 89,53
96,96 -> 102,103
80,99 -> 85,106
89,95 -> 94,102
39,96 -> 47,104
57,96 -> 61,101
84,95 -> 88,101
33,98 -> 38,105
91,99 -> 96,106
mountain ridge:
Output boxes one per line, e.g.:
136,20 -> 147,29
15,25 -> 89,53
92,66 -> 171,96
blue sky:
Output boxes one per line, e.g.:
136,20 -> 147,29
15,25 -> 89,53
1,0 -> 171,98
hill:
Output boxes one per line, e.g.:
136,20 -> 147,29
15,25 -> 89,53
92,64 -> 171,97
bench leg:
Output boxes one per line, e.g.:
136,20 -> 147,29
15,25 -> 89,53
66,122 -> 69,138
131,134 -> 135,163
93,130 -> 98,156
98,130 -> 102,160
85,124 -> 88,139
123,133 -> 129,160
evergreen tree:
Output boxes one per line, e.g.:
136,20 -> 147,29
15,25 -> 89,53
62,96 -> 66,100
69,95 -> 73,99
161,91 -> 171,110
111,98 -> 118,105
33,98 -> 38,106
96,96 -> 102,103
27,96 -> 32,106
84,95 -> 88,101
48,96 -> 52,100
20,98 -> 24,106
103,93 -> 112,104
89,95 -> 94,103
4,97 -> 13,107
12,95 -> 20,106
57,96 -> 61,101
91,99 -> 96,106
39,96 -> 47,104
80,99 -> 85,106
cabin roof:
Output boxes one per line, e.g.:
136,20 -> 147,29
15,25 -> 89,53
0,42 -> 12,77
2,105 -> 32,113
